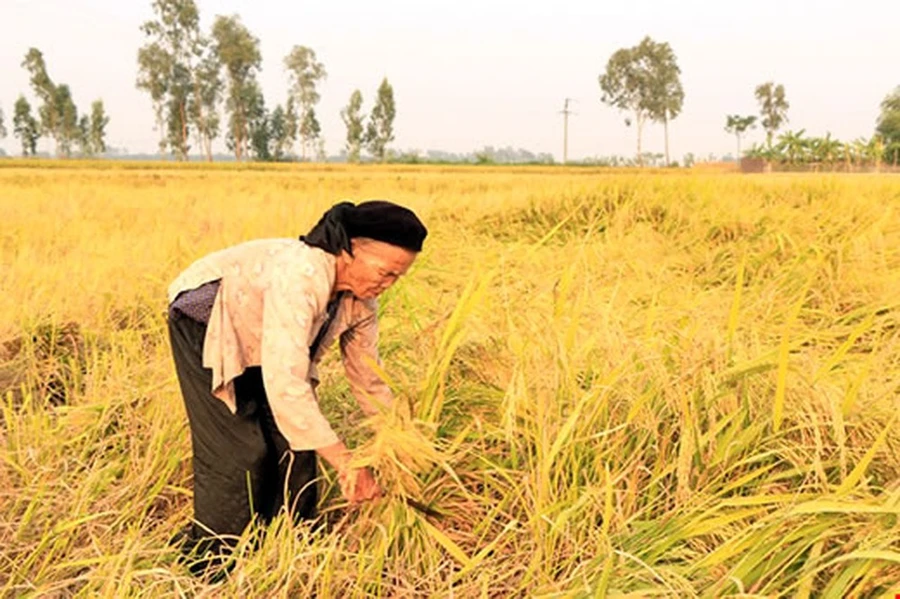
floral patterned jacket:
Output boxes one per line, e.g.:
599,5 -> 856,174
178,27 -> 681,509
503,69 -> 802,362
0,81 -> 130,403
167,238 -> 393,450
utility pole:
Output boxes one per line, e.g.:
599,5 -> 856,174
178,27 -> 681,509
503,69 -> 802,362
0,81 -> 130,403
560,98 -> 576,164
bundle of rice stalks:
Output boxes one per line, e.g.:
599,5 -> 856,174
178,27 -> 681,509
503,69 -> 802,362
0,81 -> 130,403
347,400 -> 444,508
325,400 -> 477,578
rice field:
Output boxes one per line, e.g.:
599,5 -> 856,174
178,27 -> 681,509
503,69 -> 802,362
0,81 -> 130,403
1,162 -> 899,597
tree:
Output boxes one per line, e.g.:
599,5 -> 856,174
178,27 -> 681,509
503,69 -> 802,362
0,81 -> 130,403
365,78 -> 395,162
0,107 -> 6,140
245,81 -> 270,161
22,48 -> 60,154
76,115 -> 91,156
13,96 -> 40,156
341,89 -> 364,163
139,0 -> 204,160
724,115 -> 757,160
644,39 -> 684,166
269,101 -> 299,161
754,82 -> 789,149
284,96 -> 299,158
89,100 -> 110,155
54,84 -> 80,157
599,37 -> 668,166
299,107 -> 322,161
21,56 -> 83,158
224,78 -> 269,161
190,43 -> 223,161
165,68 -> 192,160
136,42 -> 172,157
211,14 -> 262,161
268,104 -> 288,161
284,46 -> 326,160
876,87 -> 900,166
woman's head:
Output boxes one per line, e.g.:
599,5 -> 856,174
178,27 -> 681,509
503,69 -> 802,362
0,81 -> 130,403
336,237 -> 418,299
301,200 -> 427,299
343,201 -> 427,252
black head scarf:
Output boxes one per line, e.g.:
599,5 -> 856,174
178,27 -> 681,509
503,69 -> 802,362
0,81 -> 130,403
300,200 -> 428,255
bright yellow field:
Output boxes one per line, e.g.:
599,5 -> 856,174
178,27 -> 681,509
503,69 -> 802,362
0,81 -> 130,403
1,163 -> 899,597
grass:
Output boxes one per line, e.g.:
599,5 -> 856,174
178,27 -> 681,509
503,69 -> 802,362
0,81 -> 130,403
1,163 -> 899,597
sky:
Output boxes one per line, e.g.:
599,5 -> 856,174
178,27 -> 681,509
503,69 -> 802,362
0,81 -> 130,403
1,0 -> 897,161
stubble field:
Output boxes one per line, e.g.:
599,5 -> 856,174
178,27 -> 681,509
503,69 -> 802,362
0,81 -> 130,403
1,163 -> 899,597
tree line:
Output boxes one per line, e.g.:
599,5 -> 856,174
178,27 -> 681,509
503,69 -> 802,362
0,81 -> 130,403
134,0 -> 395,163
724,84 -> 900,169
4,21 -> 898,166
3,48 -> 109,157
597,35 -> 900,169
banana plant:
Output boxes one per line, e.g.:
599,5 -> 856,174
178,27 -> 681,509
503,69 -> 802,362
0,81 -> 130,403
886,141 -> 900,167
867,135 -> 885,170
775,129 -> 809,165
745,142 -> 779,162
809,133 -> 842,168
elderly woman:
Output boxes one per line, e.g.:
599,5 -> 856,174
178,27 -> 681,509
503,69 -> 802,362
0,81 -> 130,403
166,200 -> 427,574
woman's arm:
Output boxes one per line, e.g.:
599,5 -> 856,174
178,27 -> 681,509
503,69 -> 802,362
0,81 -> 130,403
339,300 -> 394,416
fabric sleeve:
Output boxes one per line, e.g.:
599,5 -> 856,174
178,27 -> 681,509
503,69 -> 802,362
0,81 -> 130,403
260,265 -> 340,451
340,302 -> 394,416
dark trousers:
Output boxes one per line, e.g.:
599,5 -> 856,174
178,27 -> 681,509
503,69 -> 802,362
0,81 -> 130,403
167,309 -> 319,573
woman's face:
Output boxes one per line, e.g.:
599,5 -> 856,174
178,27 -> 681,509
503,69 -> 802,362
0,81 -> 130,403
340,239 -> 418,300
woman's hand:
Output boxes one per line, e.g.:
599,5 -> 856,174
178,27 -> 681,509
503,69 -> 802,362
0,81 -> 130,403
339,467 -> 383,503
317,440 -> 382,503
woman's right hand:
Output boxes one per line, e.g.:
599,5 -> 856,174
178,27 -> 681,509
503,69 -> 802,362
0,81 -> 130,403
340,467 -> 383,503
317,441 -> 382,503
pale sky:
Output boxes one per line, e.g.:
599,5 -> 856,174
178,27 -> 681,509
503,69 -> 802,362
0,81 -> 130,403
1,0 -> 897,161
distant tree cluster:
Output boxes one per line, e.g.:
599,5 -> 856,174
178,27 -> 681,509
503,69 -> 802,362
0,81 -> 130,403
471,146 -> 554,165
876,87 -> 900,165
5,48 -> 109,157
723,82 -> 899,169
345,145 -> 553,166
742,129 -> 895,170
596,36 -> 897,170
338,79 -> 396,164
134,0 -> 397,163
576,153 -> 690,168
